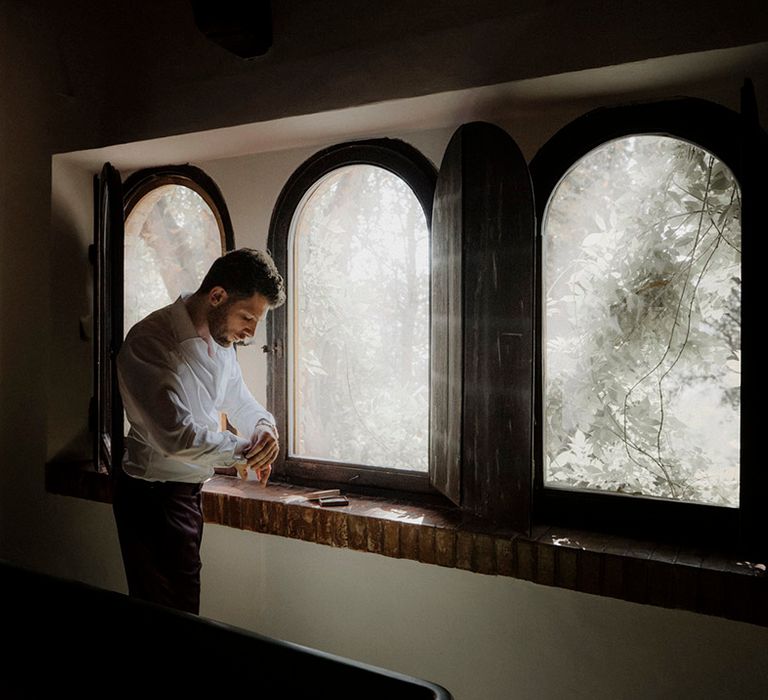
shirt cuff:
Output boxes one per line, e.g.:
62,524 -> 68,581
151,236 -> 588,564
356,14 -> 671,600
232,435 -> 252,462
254,417 -> 279,440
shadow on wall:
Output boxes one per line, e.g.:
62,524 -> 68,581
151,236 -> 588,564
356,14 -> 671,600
48,158 -> 99,464
0,4 -> 105,570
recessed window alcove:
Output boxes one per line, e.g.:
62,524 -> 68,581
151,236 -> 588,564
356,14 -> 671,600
48,47 -> 768,628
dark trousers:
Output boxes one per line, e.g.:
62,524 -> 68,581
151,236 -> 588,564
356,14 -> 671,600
112,467 -> 204,615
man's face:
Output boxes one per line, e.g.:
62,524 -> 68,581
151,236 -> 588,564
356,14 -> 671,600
207,290 -> 270,348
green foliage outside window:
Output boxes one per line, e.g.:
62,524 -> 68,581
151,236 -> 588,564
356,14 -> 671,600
292,165 -> 429,471
544,136 -> 741,507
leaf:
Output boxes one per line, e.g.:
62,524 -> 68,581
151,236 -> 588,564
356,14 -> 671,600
594,212 -> 607,231
583,232 -> 605,248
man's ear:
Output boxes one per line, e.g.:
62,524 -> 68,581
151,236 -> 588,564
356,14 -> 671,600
209,286 -> 228,307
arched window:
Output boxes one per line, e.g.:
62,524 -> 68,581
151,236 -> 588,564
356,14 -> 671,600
543,135 -> 740,508
123,166 -> 234,333
530,98 -> 752,541
268,140 -> 437,492
93,164 -> 234,474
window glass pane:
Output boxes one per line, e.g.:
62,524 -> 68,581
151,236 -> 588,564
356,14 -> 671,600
124,184 -> 223,335
543,136 -> 741,507
291,164 -> 429,471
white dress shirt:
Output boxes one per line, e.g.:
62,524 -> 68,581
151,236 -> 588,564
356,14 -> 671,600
117,295 -> 275,483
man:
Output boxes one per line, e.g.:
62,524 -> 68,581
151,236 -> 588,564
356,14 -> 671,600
112,247 -> 286,615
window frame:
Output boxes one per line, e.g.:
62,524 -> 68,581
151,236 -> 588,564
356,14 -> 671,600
267,139 -> 440,497
122,165 -> 235,252
92,163 -> 123,476
529,97 -> 754,546
92,163 -> 235,476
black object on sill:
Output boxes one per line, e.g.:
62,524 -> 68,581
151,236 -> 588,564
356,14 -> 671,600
319,495 -> 350,507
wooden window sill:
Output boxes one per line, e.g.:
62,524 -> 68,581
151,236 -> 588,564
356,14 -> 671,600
45,460 -> 767,627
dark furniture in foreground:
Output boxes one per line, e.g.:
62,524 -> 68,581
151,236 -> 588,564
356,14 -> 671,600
2,559 -> 451,699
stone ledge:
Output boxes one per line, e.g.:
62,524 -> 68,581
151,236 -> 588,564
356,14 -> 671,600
45,461 -> 768,627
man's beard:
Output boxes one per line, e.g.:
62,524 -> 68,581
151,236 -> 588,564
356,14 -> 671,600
207,301 -> 232,348
207,300 -> 256,347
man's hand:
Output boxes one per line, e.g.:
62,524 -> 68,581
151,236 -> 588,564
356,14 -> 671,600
242,423 -> 279,486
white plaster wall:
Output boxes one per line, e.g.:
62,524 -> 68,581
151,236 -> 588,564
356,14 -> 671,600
202,526 -> 768,700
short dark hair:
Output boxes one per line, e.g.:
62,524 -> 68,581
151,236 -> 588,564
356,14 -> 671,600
199,248 -> 286,307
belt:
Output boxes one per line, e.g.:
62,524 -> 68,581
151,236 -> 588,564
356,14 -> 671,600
115,468 -> 204,495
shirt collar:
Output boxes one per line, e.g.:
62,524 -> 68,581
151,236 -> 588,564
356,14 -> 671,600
170,293 -> 201,343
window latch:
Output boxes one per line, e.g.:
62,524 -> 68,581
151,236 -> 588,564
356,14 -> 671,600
261,340 -> 283,358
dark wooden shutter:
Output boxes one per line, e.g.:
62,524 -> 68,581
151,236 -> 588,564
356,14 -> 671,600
738,81 -> 768,559
430,122 -> 535,531
92,162 -> 124,475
